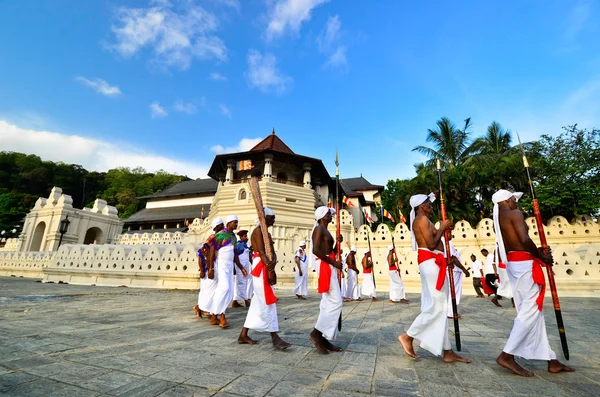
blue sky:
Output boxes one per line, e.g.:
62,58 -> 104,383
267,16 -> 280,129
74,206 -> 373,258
1,0 -> 599,185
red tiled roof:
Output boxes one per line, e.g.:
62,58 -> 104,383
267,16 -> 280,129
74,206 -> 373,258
250,130 -> 295,154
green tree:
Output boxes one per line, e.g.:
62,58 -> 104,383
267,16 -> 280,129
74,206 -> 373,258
412,117 -> 474,168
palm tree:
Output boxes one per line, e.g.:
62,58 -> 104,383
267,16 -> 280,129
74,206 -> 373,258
470,121 -> 512,155
412,117 -> 474,168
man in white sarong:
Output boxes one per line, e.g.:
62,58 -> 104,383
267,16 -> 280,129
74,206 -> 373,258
209,215 -> 247,329
398,193 -> 470,364
293,241 -> 309,300
232,230 -> 252,308
309,206 -> 344,354
387,245 -> 409,304
193,243 -> 210,318
238,207 -> 291,350
196,218 -> 224,323
492,189 -> 573,376
442,236 -> 469,318
361,248 -> 378,301
344,245 -> 361,301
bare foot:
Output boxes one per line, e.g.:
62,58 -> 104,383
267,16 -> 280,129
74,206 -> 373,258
245,300 -> 251,307
448,314 -> 463,319
218,315 -> 231,329
309,331 -> 330,354
548,359 -> 575,373
238,335 -> 258,345
491,297 -> 502,307
231,301 -> 242,308
299,296 -> 307,300
476,295 -> 484,298
398,334 -> 419,359
208,314 -> 219,325
389,300 -> 397,303
400,299 -> 409,304
496,352 -> 534,377
271,334 -> 291,350
442,350 -> 471,363
372,297 -> 379,302
323,339 -> 343,352
193,305 -> 202,318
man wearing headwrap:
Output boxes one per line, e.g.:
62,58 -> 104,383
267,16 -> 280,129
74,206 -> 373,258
361,248 -> 378,301
293,240 -> 309,299
492,189 -> 573,376
441,235 -> 470,318
398,193 -> 470,364
209,215 -> 247,328
387,245 -> 409,304
238,207 -> 291,350
344,245 -> 361,301
232,230 -> 252,308
309,206 -> 344,354
196,218 -> 224,323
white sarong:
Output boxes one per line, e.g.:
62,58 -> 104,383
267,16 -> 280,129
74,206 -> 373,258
315,260 -> 342,341
503,258 -> 556,360
345,269 -> 361,299
407,251 -> 451,356
209,244 -> 234,315
361,272 -> 377,298
234,248 -> 251,301
197,275 -> 217,313
293,253 -> 309,296
244,256 -> 279,332
497,266 -> 513,299
388,258 -> 406,302
447,268 -> 463,317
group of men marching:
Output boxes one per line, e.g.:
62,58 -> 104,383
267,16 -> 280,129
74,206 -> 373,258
194,188 -> 574,376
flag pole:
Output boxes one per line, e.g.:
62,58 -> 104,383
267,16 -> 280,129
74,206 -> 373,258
335,149 -> 342,331
516,133 -> 569,360
436,159 -> 461,351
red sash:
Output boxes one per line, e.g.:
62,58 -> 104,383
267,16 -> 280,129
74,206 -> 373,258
417,249 -> 447,291
317,252 -> 336,294
498,262 -> 507,269
389,266 -> 397,271
251,252 -> 277,305
507,251 -> 546,311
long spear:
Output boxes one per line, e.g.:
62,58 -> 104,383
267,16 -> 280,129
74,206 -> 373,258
436,159 -> 461,351
365,225 -> 376,289
335,149 -> 342,331
516,133 -> 569,360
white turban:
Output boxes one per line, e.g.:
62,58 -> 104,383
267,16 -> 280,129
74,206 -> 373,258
492,189 -> 523,263
309,206 -> 336,271
264,206 -> 275,216
211,217 -> 224,229
364,248 -> 370,255
225,215 -> 238,224
409,193 -> 436,251
387,245 -> 394,252
299,240 -> 306,247
350,244 -> 357,252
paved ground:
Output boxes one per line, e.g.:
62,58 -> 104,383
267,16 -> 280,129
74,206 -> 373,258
1,276 -> 599,397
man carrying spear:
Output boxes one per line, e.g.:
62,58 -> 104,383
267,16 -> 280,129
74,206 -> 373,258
492,189 -> 573,376
309,206 -> 344,354
397,193 -> 470,363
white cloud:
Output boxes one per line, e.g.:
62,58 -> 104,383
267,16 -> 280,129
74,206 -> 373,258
210,72 -> 227,81
150,101 -> 168,118
265,0 -> 328,41
173,100 -> 196,114
109,0 -> 227,71
210,137 -> 262,154
0,120 -> 208,178
219,104 -> 232,118
75,76 -> 121,96
317,15 -> 347,69
246,49 -> 293,94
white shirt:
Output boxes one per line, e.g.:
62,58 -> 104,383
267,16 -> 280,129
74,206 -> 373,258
471,260 -> 483,276
484,255 -> 495,275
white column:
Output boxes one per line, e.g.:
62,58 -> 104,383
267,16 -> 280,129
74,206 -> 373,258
263,154 -> 273,180
225,160 -> 235,185
303,163 -> 312,189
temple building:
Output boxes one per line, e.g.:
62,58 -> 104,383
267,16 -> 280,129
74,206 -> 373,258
124,130 -> 383,233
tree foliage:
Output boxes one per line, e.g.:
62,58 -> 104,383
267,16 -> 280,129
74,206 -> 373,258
0,151 -> 190,232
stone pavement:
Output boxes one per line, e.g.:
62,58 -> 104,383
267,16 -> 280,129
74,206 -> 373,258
1,277 -> 599,397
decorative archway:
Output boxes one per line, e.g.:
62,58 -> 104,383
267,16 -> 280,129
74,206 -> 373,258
83,227 -> 104,245
30,221 -> 46,251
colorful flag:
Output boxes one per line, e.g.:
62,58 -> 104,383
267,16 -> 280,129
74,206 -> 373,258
327,194 -> 333,208
382,208 -> 395,223
201,206 -> 205,219
362,208 -> 374,224
185,219 -> 190,227
342,194 -> 355,208
399,211 -> 407,223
